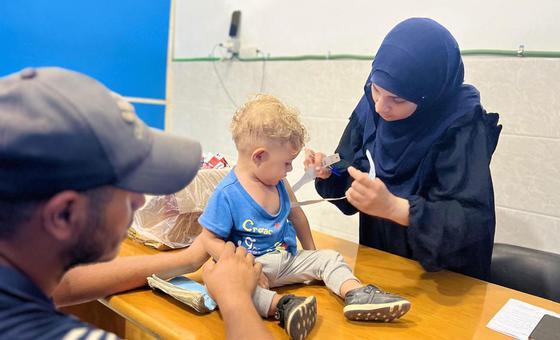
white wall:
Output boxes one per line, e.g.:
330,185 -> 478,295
168,1 -> 560,254
174,0 -> 560,58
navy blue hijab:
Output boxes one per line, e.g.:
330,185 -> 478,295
356,18 -> 481,197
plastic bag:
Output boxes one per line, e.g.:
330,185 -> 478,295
129,168 -> 230,249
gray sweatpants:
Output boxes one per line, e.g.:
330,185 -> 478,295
252,249 -> 358,317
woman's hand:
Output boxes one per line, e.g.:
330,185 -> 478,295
345,167 -> 410,226
303,148 -> 332,179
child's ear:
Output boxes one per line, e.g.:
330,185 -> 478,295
252,147 -> 268,165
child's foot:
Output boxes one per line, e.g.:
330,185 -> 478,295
343,284 -> 411,322
275,295 -> 317,340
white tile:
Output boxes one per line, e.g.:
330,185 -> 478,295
491,135 -> 560,217
169,58 -> 560,244
496,207 -> 560,254
464,57 -> 560,138
301,116 -> 350,156
169,104 -> 237,160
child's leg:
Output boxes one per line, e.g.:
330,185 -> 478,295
340,279 -> 363,298
252,252 -> 283,318
252,286 -> 278,317
253,279 -> 317,339
252,253 -> 311,316
250,285 -> 289,317
270,249 -> 359,297
271,249 -> 411,322
256,251 -> 317,338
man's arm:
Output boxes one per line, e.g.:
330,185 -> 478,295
53,237 -> 209,307
284,179 -> 316,250
203,242 -> 273,340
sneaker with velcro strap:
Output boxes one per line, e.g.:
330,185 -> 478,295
275,295 -> 317,339
343,284 -> 411,322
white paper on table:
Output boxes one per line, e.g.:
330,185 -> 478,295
486,298 -> 560,339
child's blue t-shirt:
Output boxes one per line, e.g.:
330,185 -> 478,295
198,169 -> 297,256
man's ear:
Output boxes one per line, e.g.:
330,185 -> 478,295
41,191 -> 85,242
251,147 -> 268,166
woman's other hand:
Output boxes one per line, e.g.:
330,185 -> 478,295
303,148 -> 332,179
346,167 -> 410,226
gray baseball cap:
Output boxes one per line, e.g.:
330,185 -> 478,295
0,67 -> 202,199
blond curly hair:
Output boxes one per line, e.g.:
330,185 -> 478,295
231,94 -> 308,154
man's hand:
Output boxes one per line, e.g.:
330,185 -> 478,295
202,242 -> 262,304
303,148 -> 332,179
203,243 -> 273,340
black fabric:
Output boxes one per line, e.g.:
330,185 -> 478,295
0,266 -> 117,339
316,106 -> 501,281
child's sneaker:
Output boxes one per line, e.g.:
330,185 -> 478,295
343,284 -> 411,322
275,295 -> 317,340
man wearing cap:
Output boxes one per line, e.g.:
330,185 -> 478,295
0,67 -> 271,339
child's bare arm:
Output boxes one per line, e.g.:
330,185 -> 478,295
284,179 -> 316,250
290,207 -> 316,250
200,228 -> 228,261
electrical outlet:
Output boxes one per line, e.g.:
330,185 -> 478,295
239,46 -> 259,59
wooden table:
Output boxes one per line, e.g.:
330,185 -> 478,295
83,231 -> 560,339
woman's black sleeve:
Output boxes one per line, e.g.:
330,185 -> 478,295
406,113 -> 501,272
314,112 -> 364,215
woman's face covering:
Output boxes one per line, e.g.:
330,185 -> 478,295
371,83 -> 418,121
